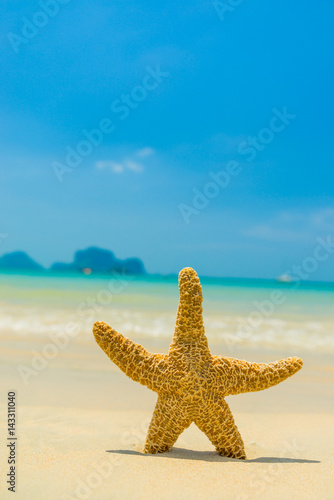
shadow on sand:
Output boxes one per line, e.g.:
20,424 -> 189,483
106,447 -> 320,464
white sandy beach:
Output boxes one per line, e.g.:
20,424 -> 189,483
1,332 -> 334,500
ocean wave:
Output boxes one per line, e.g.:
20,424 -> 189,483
1,302 -> 334,352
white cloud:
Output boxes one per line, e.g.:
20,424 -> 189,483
244,224 -> 310,243
95,147 -> 155,174
124,159 -> 144,173
244,208 -> 334,243
311,208 -> 334,231
136,147 -> 154,158
95,161 -> 124,173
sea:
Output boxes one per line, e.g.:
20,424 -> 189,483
1,271 -> 333,353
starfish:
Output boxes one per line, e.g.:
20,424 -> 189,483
93,267 -> 303,459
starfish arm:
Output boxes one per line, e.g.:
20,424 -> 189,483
195,398 -> 246,459
143,394 -> 192,453
213,356 -> 303,395
93,321 -> 168,392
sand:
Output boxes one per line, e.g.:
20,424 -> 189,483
1,333 -> 334,499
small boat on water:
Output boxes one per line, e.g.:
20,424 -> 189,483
277,274 -> 293,283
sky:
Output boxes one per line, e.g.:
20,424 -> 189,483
0,0 -> 333,280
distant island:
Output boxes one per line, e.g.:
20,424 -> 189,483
0,247 -> 146,275
0,251 -> 44,271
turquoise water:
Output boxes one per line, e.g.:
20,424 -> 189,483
0,271 -> 333,351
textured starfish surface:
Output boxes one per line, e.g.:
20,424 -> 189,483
93,267 -> 303,459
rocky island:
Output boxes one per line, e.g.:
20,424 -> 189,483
0,247 -> 146,275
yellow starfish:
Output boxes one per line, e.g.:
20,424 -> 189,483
93,267 -> 303,459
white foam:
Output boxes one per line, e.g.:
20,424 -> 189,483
1,301 -> 334,352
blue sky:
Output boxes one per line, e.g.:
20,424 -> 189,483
0,0 -> 334,279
